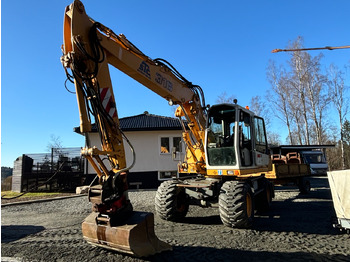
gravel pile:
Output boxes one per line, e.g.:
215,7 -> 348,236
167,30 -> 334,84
1,177 -> 349,262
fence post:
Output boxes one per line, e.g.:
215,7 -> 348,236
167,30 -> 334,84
36,162 -> 39,190
51,148 -> 54,173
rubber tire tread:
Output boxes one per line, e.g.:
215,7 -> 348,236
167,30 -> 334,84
219,181 -> 254,228
155,180 -> 189,221
298,177 -> 311,195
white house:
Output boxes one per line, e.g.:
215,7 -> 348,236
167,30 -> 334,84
76,112 -> 185,189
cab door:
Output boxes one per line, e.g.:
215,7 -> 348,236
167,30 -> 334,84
253,117 -> 269,166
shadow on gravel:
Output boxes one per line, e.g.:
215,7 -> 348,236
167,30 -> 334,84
1,225 -> 45,243
146,246 -> 349,262
181,215 -> 222,225
299,188 -> 332,200
251,176 -> 338,235
253,196 -> 337,235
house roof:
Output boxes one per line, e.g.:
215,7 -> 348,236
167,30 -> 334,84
74,112 -> 184,133
119,112 -> 183,131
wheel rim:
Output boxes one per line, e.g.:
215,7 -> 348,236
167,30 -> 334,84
177,203 -> 186,213
246,193 -> 253,218
176,190 -> 187,213
266,187 -> 271,204
306,181 -> 311,192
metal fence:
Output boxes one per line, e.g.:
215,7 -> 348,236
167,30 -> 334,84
12,147 -> 86,192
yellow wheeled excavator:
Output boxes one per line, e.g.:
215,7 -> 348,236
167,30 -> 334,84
62,0 -> 309,257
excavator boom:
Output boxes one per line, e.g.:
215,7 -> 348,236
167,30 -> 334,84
61,0 -> 180,256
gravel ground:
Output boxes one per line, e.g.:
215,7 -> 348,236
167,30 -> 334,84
1,177 -> 349,262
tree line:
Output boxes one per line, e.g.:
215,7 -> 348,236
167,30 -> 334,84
250,36 -> 349,170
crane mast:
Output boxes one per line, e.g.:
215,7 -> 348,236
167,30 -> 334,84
272,45 -> 350,53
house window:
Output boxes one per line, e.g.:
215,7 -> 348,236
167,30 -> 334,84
159,171 -> 177,180
173,137 -> 182,152
160,137 -> 170,153
160,136 -> 182,154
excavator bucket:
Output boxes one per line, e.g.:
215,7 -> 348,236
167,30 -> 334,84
82,211 -> 172,257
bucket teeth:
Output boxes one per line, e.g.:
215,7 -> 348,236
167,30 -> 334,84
82,211 -> 172,257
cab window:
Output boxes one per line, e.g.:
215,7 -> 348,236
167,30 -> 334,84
254,117 -> 267,154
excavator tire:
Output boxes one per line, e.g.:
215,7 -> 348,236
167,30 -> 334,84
298,177 -> 311,194
255,178 -> 274,213
155,180 -> 189,221
219,181 -> 254,228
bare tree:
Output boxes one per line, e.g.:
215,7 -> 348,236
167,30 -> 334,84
250,95 -> 270,127
267,132 -> 282,146
47,134 -> 63,155
327,64 -> 349,169
266,60 -> 294,144
343,119 -> 350,169
287,89 -> 305,144
216,91 -> 236,104
287,37 -> 311,144
249,95 -> 281,146
269,36 -> 331,146
303,53 -> 329,145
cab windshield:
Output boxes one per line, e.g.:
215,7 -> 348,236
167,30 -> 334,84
303,154 -> 326,164
206,105 -> 236,166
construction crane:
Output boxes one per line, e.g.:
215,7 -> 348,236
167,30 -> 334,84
272,45 -> 350,53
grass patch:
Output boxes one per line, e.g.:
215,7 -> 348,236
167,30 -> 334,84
1,191 -> 60,199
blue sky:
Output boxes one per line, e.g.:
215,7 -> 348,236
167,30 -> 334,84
1,0 -> 350,167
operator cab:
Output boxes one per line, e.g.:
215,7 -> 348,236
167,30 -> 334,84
205,103 -> 269,171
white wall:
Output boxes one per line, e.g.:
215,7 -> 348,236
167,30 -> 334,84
85,130 -> 184,176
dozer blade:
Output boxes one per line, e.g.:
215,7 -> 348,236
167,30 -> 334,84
82,211 -> 172,257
